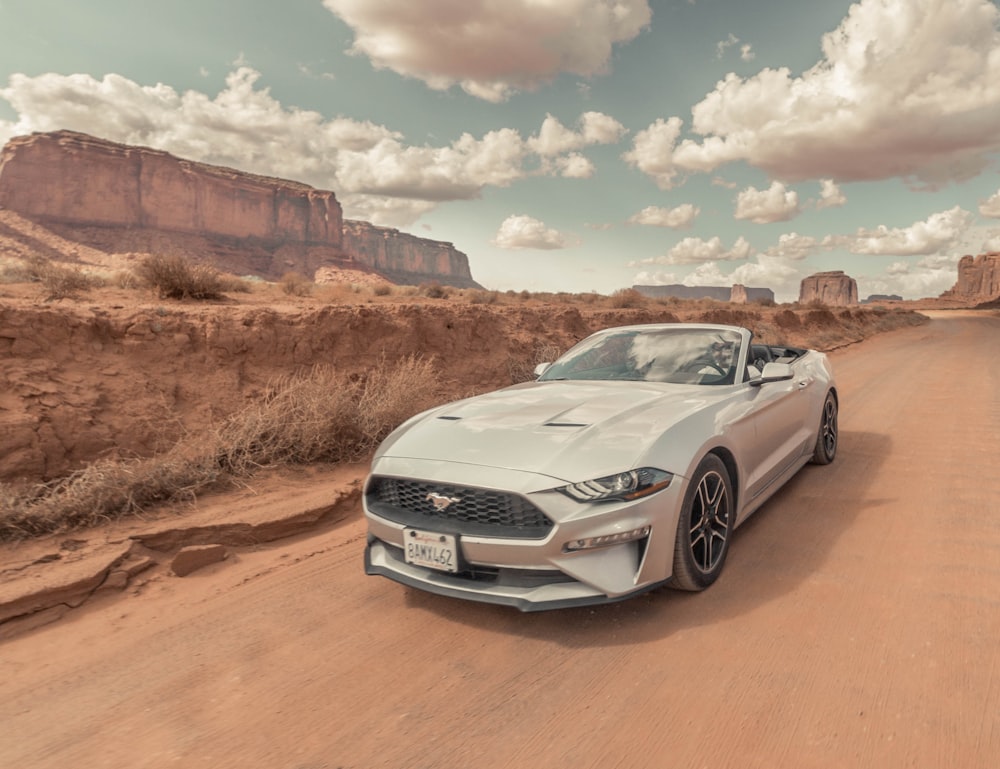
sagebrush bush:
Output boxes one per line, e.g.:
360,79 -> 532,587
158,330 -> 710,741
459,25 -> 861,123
215,355 -> 440,474
609,288 -> 646,309
280,271 -> 313,297
135,254 -> 228,300
420,282 -> 450,299
0,452 -> 219,540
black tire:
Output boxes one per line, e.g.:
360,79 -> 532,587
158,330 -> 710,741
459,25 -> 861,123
810,391 -> 838,465
669,454 -> 733,591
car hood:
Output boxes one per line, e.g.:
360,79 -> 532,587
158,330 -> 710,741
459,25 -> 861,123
376,380 -> 716,483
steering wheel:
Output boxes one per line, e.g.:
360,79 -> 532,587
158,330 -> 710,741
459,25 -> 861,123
681,358 -> 726,375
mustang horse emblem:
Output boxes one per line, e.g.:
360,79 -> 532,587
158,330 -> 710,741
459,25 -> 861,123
426,492 -> 461,511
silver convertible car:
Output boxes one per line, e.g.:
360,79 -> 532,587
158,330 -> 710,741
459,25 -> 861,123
364,323 -> 838,611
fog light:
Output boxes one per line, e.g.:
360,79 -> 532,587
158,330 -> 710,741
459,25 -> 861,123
564,525 -> 651,552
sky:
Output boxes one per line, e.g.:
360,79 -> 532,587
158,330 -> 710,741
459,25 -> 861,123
2,0 -> 1000,301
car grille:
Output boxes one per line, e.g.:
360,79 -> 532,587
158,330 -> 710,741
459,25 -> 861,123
366,476 -> 554,539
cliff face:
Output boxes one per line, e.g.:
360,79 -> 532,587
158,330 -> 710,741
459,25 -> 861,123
0,131 -> 342,247
940,254 -> 1000,304
0,131 -> 479,287
342,220 -> 480,289
799,271 -> 858,306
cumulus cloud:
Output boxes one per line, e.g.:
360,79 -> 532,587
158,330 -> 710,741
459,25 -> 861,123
0,67 -> 618,227
492,214 -> 574,249
621,117 -> 684,189
734,182 -> 800,223
648,235 -> 754,265
764,232 -> 829,260
978,190 -> 1000,218
862,253 -> 963,298
322,0 -> 651,102
816,179 -> 846,209
844,206 -> 973,255
633,0 -> 1000,188
627,204 -> 699,229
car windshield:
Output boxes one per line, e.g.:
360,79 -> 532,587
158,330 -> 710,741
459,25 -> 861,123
538,328 -> 743,385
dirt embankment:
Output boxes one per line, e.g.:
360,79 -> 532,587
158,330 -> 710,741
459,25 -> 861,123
0,283 -> 928,482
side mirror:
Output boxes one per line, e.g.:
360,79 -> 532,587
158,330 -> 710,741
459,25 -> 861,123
534,362 -> 552,377
749,361 -> 794,387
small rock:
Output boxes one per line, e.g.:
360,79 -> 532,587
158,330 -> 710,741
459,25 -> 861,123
171,545 -> 228,577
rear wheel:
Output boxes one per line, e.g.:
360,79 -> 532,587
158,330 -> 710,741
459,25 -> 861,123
810,391 -> 838,465
669,454 -> 733,591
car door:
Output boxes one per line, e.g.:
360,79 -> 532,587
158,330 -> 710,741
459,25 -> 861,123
742,361 -> 817,502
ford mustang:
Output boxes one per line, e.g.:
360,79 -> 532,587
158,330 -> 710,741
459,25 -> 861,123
363,323 -> 838,611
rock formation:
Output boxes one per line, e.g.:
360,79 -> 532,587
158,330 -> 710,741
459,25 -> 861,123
633,284 -> 775,303
0,130 -> 479,287
862,294 -> 902,304
342,221 -> 481,289
939,253 -> 1000,304
799,271 -> 858,306
0,131 -> 342,246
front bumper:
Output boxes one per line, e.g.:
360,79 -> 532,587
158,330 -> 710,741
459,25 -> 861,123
362,456 -> 685,611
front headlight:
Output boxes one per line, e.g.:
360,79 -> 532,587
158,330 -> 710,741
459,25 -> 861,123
557,468 -> 673,502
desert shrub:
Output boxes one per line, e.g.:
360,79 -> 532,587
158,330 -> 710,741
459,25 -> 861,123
609,288 -> 646,309
135,254 -> 229,300
280,271 -> 313,297
214,355 -> 440,475
468,289 -> 500,305
774,309 -> 801,329
0,452 -> 219,540
373,283 -> 393,296
419,282 -> 450,299
38,263 -> 102,301
753,296 -> 777,307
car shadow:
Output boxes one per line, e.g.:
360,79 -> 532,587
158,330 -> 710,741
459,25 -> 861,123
402,430 -> 890,648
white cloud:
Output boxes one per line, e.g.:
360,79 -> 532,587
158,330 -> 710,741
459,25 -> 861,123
627,203 -> 699,229
764,232 -> 827,260
862,253 -> 963,298
716,34 -> 740,59
322,0 -> 652,102
643,0 -> 1000,188
632,270 -> 679,285
978,190 -> 1000,218
528,112 -> 626,157
621,117 -> 684,189
844,206 -> 973,255
659,235 -> 754,265
0,67 -> 616,228
734,182 -> 800,223
492,214 -> 574,249
816,179 -> 846,209
740,44 -> 756,62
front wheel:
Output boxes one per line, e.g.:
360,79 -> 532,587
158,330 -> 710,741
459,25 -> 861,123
669,454 -> 733,591
810,391 -> 838,465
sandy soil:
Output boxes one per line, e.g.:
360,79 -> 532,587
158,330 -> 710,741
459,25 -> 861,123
1,311 -> 999,768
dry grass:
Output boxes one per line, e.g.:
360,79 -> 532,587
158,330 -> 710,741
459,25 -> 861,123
0,356 -> 441,541
0,255 -> 105,301
0,452 -> 220,540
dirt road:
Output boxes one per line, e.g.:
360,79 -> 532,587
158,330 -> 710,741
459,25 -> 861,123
2,312 -> 999,769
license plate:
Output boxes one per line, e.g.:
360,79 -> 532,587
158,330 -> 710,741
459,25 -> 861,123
403,528 -> 458,573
